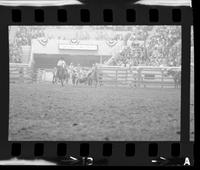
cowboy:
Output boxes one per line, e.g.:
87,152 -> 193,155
69,62 -> 74,70
77,64 -> 81,72
57,56 -> 66,69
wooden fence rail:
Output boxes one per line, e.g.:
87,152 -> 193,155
96,65 -> 181,88
9,63 -> 34,83
35,65 -> 181,88
13,64 -> 182,88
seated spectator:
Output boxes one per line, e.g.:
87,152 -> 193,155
10,27 -> 45,63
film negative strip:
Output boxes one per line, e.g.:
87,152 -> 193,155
0,0 -> 196,166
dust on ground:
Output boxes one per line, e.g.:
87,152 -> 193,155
9,82 -> 184,141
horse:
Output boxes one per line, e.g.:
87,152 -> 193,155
69,67 -> 100,87
75,72 -> 88,86
71,70 -> 79,86
166,69 -> 181,88
87,68 -> 99,87
52,66 -> 69,86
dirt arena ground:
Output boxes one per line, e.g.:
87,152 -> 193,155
9,82 -> 191,141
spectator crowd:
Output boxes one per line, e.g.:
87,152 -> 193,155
9,26 -> 181,67
110,26 -> 181,67
9,27 -> 45,63
113,45 -> 181,67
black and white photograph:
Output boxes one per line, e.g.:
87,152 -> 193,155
9,26 -> 183,141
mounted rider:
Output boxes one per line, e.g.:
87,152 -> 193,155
53,57 -> 66,84
56,56 -> 67,79
57,56 -> 66,70
69,62 -> 74,70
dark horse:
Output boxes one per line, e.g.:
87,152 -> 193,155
75,75 -> 88,86
166,69 -> 181,88
87,68 -> 99,87
52,66 -> 69,86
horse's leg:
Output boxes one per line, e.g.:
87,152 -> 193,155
55,77 -> 58,84
91,79 -> 93,87
66,76 -> 69,84
53,74 -> 57,84
95,77 -> 99,88
90,78 -> 92,86
61,79 -> 64,86
75,79 -> 78,86
87,79 -> 89,86
90,79 -> 92,86
74,78 -> 76,86
52,76 -> 54,84
93,80 -> 95,88
95,80 -> 97,88
75,79 -> 77,86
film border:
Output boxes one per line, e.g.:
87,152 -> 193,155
0,3 -> 194,166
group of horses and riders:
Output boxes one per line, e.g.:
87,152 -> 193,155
52,57 -> 99,87
52,57 -> 181,88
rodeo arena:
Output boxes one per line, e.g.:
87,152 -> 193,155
9,26 -> 194,141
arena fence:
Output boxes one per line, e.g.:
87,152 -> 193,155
36,65 -> 181,88
9,63 -> 34,83
96,65 -> 181,88
36,68 -> 53,83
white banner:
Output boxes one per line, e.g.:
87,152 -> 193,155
59,44 -> 98,50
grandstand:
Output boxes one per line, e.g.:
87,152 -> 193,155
9,26 -> 183,86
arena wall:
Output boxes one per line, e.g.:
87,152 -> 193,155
96,65 -> 181,88
9,63 -> 34,83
